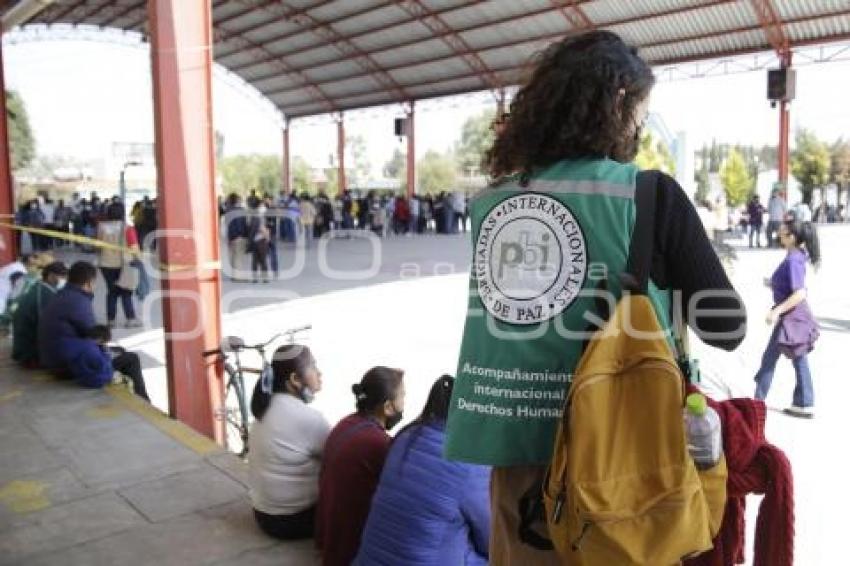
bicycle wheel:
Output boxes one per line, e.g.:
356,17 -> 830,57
222,369 -> 251,457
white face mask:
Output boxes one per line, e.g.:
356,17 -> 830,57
56,278 -> 67,290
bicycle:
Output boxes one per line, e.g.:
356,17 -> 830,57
202,324 -> 311,457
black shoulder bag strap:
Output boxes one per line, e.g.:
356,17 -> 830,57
622,170 -> 659,294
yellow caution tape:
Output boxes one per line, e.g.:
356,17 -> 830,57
0,222 -> 221,273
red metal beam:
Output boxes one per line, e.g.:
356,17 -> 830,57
336,115 -> 346,196
0,40 -> 17,264
227,0 -> 567,75
397,0 -> 502,92
213,0 -> 346,56
749,0 -> 789,56
282,121 -> 290,193
551,0 -> 595,30
263,4 -> 841,104
214,19 -> 338,114
406,101 -> 415,197
230,0 -> 411,103
246,0 -> 735,93
148,0 -> 223,441
280,26 -> 850,118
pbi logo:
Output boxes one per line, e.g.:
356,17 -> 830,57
476,193 -> 587,325
497,231 -> 556,279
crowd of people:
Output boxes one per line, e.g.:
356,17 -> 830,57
247,351 -> 490,565
1,255 -> 150,400
220,189 -> 470,280
0,29 -> 832,565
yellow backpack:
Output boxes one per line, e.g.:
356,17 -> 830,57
543,176 -> 727,565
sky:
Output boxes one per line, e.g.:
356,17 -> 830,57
5,29 -> 850,178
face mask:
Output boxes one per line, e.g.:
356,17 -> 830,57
56,278 -> 67,290
385,407 -> 403,431
299,386 -> 316,404
258,205 -> 268,214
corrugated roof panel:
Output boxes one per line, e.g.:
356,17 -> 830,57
773,0 -> 846,20
584,0 -> 707,25
785,15 -> 850,44
612,2 -> 757,49
329,2 -> 410,36
371,37 -> 455,69
349,19 -> 436,52
307,0 -> 387,22
478,43 -> 544,71
441,0 -> 552,30
461,10 -> 567,50
297,59 -> 372,83
642,28 -> 768,64
390,56 -> 478,85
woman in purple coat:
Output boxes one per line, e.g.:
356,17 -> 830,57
354,375 -> 490,565
754,219 -> 821,418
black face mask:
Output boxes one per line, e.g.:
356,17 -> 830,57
385,410 -> 403,431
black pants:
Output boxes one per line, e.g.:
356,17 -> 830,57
112,351 -> 150,401
253,507 -> 315,541
101,267 -> 137,322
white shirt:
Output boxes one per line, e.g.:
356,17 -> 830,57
248,393 -> 330,515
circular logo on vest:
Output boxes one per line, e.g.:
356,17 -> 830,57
475,193 -> 587,325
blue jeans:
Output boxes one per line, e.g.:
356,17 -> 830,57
100,267 -> 137,322
754,324 -> 814,407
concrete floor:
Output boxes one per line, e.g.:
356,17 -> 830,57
0,350 -> 317,565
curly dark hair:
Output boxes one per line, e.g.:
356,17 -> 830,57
485,31 -> 654,183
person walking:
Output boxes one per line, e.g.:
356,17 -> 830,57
747,194 -> 765,248
766,189 -> 787,247
225,193 -> 249,280
753,219 -> 821,418
96,202 -> 142,329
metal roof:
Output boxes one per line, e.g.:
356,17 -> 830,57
7,0 -> 850,119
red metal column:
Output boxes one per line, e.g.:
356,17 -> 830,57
282,120 -> 291,194
778,51 -> 792,192
149,0 -> 224,442
0,40 -> 17,264
406,101 -> 415,198
337,113 -> 346,196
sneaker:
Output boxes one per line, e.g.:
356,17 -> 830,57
783,405 -> 814,419
125,319 -> 143,329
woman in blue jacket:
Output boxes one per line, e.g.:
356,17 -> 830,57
354,375 -> 490,565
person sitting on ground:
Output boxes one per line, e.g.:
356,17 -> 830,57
12,261 -> 68,367
355,375 -> 491,565
38,261 -> 150,401
316,367 -> 406,566
248,344 -> 330,540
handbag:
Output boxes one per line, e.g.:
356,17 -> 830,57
115,221 -> 139,292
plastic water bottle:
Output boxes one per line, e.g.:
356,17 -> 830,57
684,393 -> 722,470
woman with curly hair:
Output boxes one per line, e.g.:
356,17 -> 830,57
444,31 -> 747,563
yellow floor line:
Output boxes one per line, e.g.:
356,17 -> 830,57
105,385 -> 222,456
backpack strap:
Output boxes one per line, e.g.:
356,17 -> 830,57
622,171 -> 659,294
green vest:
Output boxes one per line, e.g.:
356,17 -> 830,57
445,159 -> 670,466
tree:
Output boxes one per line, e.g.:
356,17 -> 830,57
291,156 -> 315,194
791,129 -> 830,205
8,90 -> 35,171
383,147 -> 406,179
417,150 -> 457,194
324,167 -> 339,195
346,134 -> 371,185
455,109 -> 495,176
694,164 -> 710,204
830,139 -> 850,209
720,148 -> 753,206
634,131 -> 676,174
219,154 -> 281,196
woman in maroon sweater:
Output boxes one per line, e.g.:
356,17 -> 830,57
316,366 -> 406,566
